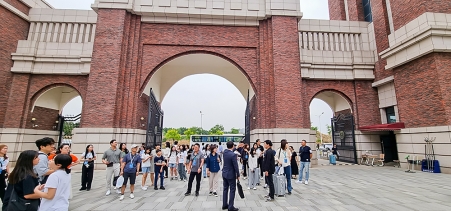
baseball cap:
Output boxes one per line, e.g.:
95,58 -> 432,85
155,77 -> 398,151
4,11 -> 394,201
131,144 -> 139,148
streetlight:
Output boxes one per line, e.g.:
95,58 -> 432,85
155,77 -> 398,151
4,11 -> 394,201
318,112 -> 324,145
200,111 -> 204,135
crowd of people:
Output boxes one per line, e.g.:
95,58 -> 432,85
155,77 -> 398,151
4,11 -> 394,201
0,137 -> 313,211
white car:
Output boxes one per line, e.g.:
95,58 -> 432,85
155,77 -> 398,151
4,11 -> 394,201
319,144 -> 333,151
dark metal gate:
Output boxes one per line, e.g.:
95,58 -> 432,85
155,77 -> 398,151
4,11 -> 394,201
244,90 -> 250,145
331,113 -> 357,163
57,114 -> 81,146
146,88 -> 164,148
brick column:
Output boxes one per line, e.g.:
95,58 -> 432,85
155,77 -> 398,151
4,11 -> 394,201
82,9 -> 129,128
347,0 -> 365,21
328,0 -> 347,20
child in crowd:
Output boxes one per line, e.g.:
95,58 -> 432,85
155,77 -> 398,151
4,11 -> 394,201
154,150 -> 166,190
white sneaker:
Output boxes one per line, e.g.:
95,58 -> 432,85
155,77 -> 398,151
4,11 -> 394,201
130,193 -> 135,199
119,195 -> 124,201
142,186 -> 147,191
114,187 -> 117,190
247,187 -> 251,190
253,187 -> 257,190
243,177 -> 247,179
116,189 -> 121,194
305,180 -> 309,185
295,180 -> 303,184
105,190 -> 111,196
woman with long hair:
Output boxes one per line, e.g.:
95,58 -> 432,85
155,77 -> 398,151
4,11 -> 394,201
202,144 -> 210,178
141,147 -> 153,190
248,145 -> 259,190
3,150 -> 41,211
177,145 -> 187,181
205,145 -> 221,197
289,146 -> 299,179
79,144 -> 96,191
34,154 -> 72,211
119,143 -> 129,159
0,145 -> 10,200
168,146 -> 179,180
162,142 -> 171,178
241,144 -> 250,179
275,139 -> 292,195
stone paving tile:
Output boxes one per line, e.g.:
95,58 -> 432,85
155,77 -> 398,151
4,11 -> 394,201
4,160 -> 451,211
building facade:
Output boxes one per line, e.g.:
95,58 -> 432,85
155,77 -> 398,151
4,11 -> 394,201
0,0 -> 450,173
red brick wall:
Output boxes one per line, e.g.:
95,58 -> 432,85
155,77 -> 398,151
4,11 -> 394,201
4,0 -> 30,15
370,0 -> 393,81
389,0 -> 451,31
0,6 -> 29,127
137,94 -> 149,130
26,106 -> 59,130
347,0 -> 365,21
329,0 -> 347,20
394,53 -> 451,128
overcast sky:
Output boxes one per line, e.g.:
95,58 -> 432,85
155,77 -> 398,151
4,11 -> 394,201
55,0 -> 333,133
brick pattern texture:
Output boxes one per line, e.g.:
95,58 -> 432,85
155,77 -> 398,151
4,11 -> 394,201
26,106 -> 59,130
4,0 -> 30,15
394,53 -> 451,128
0,6 -> 29,127
328,0 -> 347,20
389,0 -> 451,31
347,0 -> 365,21
370,0 -> 393,81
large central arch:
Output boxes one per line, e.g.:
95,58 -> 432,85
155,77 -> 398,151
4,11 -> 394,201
142,52 -> 255,102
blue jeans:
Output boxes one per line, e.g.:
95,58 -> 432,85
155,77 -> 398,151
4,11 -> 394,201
202,163 -> 207,178
283,166 -> 292,192
298,162 -> 310,181
155,171 -> 164,187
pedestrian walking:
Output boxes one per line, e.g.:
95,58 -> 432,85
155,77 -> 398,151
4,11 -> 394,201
119,144 -> 142,201
80,144 -> 96,191
3,150 -> 41,211
221,141 -> 240,211
255,139 -> 264,180
34,137 -> 56,185
247,145 -> 258,190
206,145 -> 221,197
241,144 -> 250,179
163,142 -> 171,178
34,154 -> 72,211
178,145 -> 187,182
289,146 -> 299,179
154,149 -> 166,190
275,139 -> 292,194
262,140 -> 275,202
202,144 -> 210,178
119,143 -> 129,159
168,146 -> 179,180
0,145 -> 10,201
141,148 -> 153,190
332,144 -> 339,160
296,140 -> 312,185
102,139 -> 122,196
185,143 -> 204,197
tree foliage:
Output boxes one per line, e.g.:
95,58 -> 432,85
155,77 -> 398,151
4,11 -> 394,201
165,129 -> 181,141
209,124 -> 224,135
326,124 -> 332,135
63,122 -> 79,136
230,128 -> 240,134
184,128 -> 195,140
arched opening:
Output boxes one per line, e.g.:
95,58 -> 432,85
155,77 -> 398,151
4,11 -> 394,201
30,86 -> 82,132
141,53 -> 255,146
310,90 -> 354,162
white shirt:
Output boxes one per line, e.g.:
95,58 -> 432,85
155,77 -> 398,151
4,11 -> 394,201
162,148 -> 170,159
178,151 -> 186,163
168,151 -> 178,164
141,154 -> 152,167
275,148 -> 291,167
39,170 -> 71,211
0,157 -> 9,170
81,152 -> 94,159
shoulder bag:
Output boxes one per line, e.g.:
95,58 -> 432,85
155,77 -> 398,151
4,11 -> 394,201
7,186 -> 39,211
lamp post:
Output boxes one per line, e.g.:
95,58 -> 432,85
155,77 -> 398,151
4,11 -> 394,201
200,111 -> 204,135
318,112 -> 324,145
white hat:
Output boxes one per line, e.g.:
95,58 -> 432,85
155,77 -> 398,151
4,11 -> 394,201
131,144 -> 139,148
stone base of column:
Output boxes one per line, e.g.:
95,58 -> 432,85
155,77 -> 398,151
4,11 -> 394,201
71,128 -> 146,170
0,128 -> 59,167
250,128 -> 318,166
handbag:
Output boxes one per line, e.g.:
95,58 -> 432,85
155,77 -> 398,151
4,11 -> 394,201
7,186 -> 39,211
115,176 -> 124,189
236,181 -> 245,199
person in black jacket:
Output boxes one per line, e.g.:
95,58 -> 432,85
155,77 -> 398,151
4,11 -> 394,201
262,140 -> 275,202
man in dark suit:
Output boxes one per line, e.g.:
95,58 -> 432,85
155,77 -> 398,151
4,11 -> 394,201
262,140 -> 275,202
222,141 -> 240,211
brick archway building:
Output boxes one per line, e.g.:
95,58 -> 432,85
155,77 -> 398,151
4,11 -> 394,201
1,0 -> 451,173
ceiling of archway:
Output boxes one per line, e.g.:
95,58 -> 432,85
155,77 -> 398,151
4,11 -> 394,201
314,91 -> 352,113
143,54 -> 255,102
33,86 -> 80,112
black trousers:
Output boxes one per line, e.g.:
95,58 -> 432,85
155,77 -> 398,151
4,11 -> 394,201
186,172 -> 202,193
265,174 -> 275,199
257,157 -> 263,177
81,164 -> 94,189
0,171 -> 6,201
242,160 -> 248,177
222,178 -> 236,210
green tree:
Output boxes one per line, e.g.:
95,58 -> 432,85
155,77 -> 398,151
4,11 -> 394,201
165,129 -> 181,141
63,122 -> 80,137
184,128 -> 195,140
311,126 -> 318,131
326,124 -> 332,135
177,127 -> 188,135
209,124 -> 224,135
230,128 -> 240,134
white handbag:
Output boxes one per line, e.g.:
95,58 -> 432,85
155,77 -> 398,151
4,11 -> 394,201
115,176 -> 124,188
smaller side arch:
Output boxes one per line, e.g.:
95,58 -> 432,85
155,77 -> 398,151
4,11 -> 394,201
30,83 -> 84,113
310,89 -> 354,114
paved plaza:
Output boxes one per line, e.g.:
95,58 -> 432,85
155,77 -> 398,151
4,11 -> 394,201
67,162 -> 451,211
